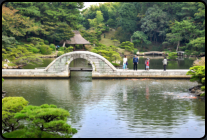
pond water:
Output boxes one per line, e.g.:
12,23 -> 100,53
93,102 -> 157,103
2,74 -> 205,138
22,56 -> 196,70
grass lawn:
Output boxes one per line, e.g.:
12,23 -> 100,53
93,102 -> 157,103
99,29 -> 120,47
99,29 -> 133,55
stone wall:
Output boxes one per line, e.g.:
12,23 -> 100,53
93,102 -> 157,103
92,70 -> 191,79
2,69 -> 191,79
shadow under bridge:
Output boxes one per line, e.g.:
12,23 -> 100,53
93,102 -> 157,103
69,67 -> 93,71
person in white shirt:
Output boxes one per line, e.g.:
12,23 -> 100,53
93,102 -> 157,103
123,55 -> 127,70
162,56 -> 167,71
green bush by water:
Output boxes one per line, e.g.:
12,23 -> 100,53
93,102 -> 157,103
57,51 -> 64,57
40,45 -> 52,55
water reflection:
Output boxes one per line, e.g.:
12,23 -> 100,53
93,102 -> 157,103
123,85 -> 127,103
2,78 -> 205,138
146,84 -> 149,100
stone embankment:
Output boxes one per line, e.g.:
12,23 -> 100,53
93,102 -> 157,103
39,55 -> 57,58
189,85 -> 205,96
2,69 -> 191,79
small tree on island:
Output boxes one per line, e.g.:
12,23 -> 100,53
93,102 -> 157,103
14,104 -> 77,138
120,41 -> 134,53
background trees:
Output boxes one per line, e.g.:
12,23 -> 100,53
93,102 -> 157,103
81,2 -> 205,55
2,2 -> 205,66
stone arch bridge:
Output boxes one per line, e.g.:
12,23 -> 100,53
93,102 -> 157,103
45,51 -> 117,77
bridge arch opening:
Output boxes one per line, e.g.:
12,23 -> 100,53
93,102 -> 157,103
68,58 -> 92,78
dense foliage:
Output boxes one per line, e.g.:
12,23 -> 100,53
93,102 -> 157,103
189,57 -> 205,96
186,65 -> 205,96
91,44 -> 121,63
2,2 -> 205,67
81,2 -> 205,55
2,97 -> 77,138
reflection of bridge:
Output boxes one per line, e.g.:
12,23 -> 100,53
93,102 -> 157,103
2,51 -> 191,79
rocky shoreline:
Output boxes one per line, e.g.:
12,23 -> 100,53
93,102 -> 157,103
2,66 -> 23,69
189,85 -> 205,97
2,91 -> 6,99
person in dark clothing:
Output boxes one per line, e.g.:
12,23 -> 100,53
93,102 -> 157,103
133,55 -> 139,71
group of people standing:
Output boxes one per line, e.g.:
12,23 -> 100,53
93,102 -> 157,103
123,55 -> 168,71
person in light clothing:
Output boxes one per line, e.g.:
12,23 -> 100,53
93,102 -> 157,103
162,57 -> 167,71
123,55 -> 127,70
146,59 -> 150,70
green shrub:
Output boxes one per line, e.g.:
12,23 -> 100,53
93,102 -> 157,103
186,66 -> 205,84
40,45 -> 52,55
112,63 -> 120,67
44,40 -> 49,45
201,86 -> 205,91
134,49 -> 138,55
39,42 -> 44,45
49,44 -> 56,51
27,37 -> 44,45
2,78 -> 4,86
57,51 -> 64,57
167,52 -> 178,59
64,46 -> 73,53
27,38 -> 31,42
58,47 -> 64,51
200,92 -> 205,96
120,41 -> 134,52
31,47 -> 39,53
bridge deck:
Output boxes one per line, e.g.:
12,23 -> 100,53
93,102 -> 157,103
2,69 -> 191,79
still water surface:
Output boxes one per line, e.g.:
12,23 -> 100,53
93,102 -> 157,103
3,73 -> 205,138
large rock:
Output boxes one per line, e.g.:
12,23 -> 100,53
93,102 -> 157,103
191,89 -> 195,93
7,66 -> 13,69
189,85 -> 205,96
195,90 -> 203,96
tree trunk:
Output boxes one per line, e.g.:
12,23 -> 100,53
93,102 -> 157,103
155,34 -> 157,44
130,37 -> 133,43
176,41 -> 180,52
25,32 -> 28,41
73,44 -> 76,51
63,41 -> 66,47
